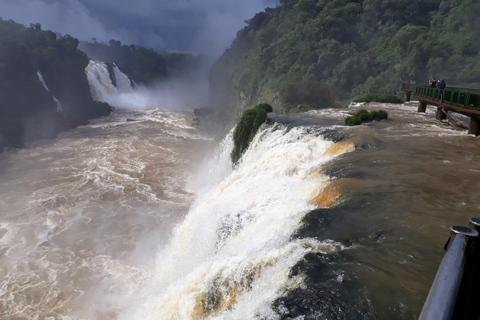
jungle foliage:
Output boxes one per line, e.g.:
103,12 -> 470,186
0,19 -> 209,151
0,19 -> 112,150
209,0 -> 480,125
231,103 -> 273,163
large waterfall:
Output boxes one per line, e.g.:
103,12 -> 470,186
85,61 -> 206,111
121,125 -> 348,319
1,95 -> 479,319
85,61 -> 135,108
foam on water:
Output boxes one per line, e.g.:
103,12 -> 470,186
120,125 -> 348,319
2,100 -> 478,319
0,108 -> 212,319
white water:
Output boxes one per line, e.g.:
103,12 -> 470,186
2,92 -> 479,319
85,61 -> 131,107
0,108 -> 213,319
121,125 -> 347,319
113,64 -> 135,92
85,61 -> 205,111
37,70 -> 63,112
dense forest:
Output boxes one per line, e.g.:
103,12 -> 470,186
0,18 -> 210,151
0,18 -> 112,150
208,0 -> 480,127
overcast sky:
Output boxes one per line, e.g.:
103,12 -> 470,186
0,0 -> 277,56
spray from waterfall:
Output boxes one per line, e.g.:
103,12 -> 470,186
120,124 -> 354,319
85,61 -> 207,111
36,71 -> 63,112
85,61 -> 132,106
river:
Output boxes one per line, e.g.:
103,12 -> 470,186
1,101 -> 479,319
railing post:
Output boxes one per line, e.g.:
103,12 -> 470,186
419,226 -> 478,320
418,101 -> 427,112
405,91 -> 412,102
468,116 -> 480,136
436,107 -> 447,120
468,217 -> 480,231
458,217 -> 480,320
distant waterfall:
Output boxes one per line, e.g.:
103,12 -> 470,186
85,60 -> 203,111
85,61 -> 134,107
36,71 -> 63,112
113,64 -> 135,92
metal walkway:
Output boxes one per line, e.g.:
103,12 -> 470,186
401,83 -> 480,135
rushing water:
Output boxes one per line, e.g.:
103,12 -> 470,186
0,109 -> 214,319
1,100 -> 480,320
37,71 -> 63,112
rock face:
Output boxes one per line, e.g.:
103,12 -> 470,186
0,19 -> 113,151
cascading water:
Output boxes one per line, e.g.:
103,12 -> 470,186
2,99 -> 480,319
37,71 -> 63,112
120,124 -> 351,319
113,64 -> 135,92
85,60 -> 207,111
85,61 -> 133,107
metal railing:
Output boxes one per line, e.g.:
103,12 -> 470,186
419,218 -> 480,320
415,85 -> 480,110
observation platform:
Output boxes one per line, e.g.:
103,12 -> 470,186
401,83 -> 480,136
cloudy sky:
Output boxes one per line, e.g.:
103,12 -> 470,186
0,0 -> 277,56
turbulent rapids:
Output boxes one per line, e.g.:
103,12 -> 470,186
1,62 -> 480,319
121,125 -> 349,320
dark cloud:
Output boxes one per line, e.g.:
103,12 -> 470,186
0,0 -> 278,55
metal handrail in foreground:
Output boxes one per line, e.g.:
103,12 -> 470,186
419,220 -> 480,320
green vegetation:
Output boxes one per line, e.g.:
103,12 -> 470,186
209,0 -> 480,127
345,109 -> 388,126
231,103 -> 273,163
0,19 -> 112,150
255,103 -> 274,113
352,94 -> 403,104
0,19 -> 209,150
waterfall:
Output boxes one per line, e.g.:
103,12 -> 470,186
85,60 -> 161,110
85,61 -> 134,106
113,64 -> 135,92
36,71 -> 63,112
121,124 -> 352,319
85,60 -> 204,111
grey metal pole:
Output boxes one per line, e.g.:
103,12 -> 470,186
469,217 -> 480,232
418,226 -> 478,320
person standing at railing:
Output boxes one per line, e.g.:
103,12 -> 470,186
437,79 -> 446,90
429,78 -> 437,88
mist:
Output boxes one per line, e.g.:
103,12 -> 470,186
0,0 -> 278,56
85,60 -> 209,111
103,80 -> 208,111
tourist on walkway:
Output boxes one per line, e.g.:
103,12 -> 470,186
437,79 -> 446,90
